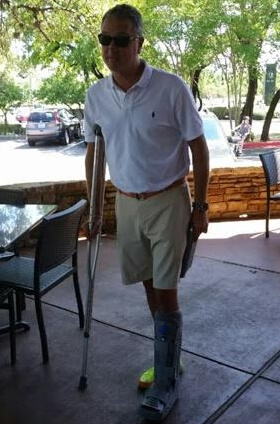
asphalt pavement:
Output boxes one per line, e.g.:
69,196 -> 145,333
0,136 -> 86,185
1,119 -> 280,186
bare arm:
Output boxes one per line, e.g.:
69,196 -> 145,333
188,134 -> 210,240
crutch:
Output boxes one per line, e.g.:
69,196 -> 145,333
79,124 -> 106,390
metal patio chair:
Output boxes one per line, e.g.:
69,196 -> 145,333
0,188 -> 26,325
0,288 -> 16,364
0,199 -> 87,363
259,149 -> 280,238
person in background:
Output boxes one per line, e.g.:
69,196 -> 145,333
84,4 -> 209,422
232,116 -> 251,156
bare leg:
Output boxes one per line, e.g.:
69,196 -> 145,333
143,279 -> 179,317
154,287 -> 179,312
143,279 -> 157,318
238,136 -> 245,154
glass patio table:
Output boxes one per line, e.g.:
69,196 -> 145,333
0,203 -> 57,254
0,203 -> 57,333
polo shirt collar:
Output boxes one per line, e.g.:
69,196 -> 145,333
108,61 -> 153,90
135,61 -> 152,88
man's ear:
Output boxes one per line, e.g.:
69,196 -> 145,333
138,36 -> 144,54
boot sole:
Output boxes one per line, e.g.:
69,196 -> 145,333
139,386 -> 179,422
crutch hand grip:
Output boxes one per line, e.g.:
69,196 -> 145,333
82,217 -> 101,241
94,124 -> 102,137
88,216 -> 102,240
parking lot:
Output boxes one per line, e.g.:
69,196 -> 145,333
1,117 -> 280,186
0,136 -> 86,185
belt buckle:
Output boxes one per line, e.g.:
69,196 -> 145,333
136,193 -> 146,200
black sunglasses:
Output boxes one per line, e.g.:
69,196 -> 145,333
98,33 -> 140,47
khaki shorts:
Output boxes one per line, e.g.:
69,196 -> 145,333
115,184 -> 191,289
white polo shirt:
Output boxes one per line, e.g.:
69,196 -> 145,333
84,63 -> 203,192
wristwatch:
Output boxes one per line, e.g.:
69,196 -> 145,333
192,201 -> 209,212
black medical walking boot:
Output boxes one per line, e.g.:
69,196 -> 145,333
140,310 -> 182,422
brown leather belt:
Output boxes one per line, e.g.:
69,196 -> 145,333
117,176 -> 186,200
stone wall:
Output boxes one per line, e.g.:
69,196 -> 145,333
7,165 -> 280,234
103,166 -> 280,231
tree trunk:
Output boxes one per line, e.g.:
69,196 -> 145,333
241,65 -> 258,124
261,89 -> 280,141
190,68 -> 203,111
4,111 -> 8,134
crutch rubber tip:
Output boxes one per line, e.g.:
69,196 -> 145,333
79,376 -> 88,391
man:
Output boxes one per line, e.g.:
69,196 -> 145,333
84,4 -> 209,422
232,116 -> 251,156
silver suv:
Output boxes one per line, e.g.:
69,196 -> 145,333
26,108 -> 81,147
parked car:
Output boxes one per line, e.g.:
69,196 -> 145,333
200,110 -> 236,168
26,108 -> 81,147
16,106 -> 32,123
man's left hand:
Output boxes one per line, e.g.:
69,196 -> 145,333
190,210 -> 209,241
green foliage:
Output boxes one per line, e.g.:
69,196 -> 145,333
0,74 -> 23,124
1,0 -> 280,123
209,107 -> 228,119
0,124 -> 25,135
36,71 -> 89,112
0,0 -> 106,82
140,0 -> 223,81
252,111 -> 265,120
209,107 -> 266,121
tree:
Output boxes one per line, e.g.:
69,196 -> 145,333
214,26 -> 247,128
0,0 -> 107,82
222,0 -> 280,123
140,0 -> 226,108
0,74 -> 23,129
2,0 -> 280,138
261,88 -> 280,141
36,72 -> 88,116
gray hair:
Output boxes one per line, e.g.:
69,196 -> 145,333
102,4 -> 143,36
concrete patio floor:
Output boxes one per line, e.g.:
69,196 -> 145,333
1,218 -> 280,424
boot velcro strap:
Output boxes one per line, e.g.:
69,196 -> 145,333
155,339 -> 169,357
155,365 -> 176,386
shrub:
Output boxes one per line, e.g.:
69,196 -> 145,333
209,106 -> 228,119
0,124 -> 25,135
208,106 -> 228,119
252,112 -> 265,120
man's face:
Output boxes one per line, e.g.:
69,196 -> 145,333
100,16 -> 143,74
